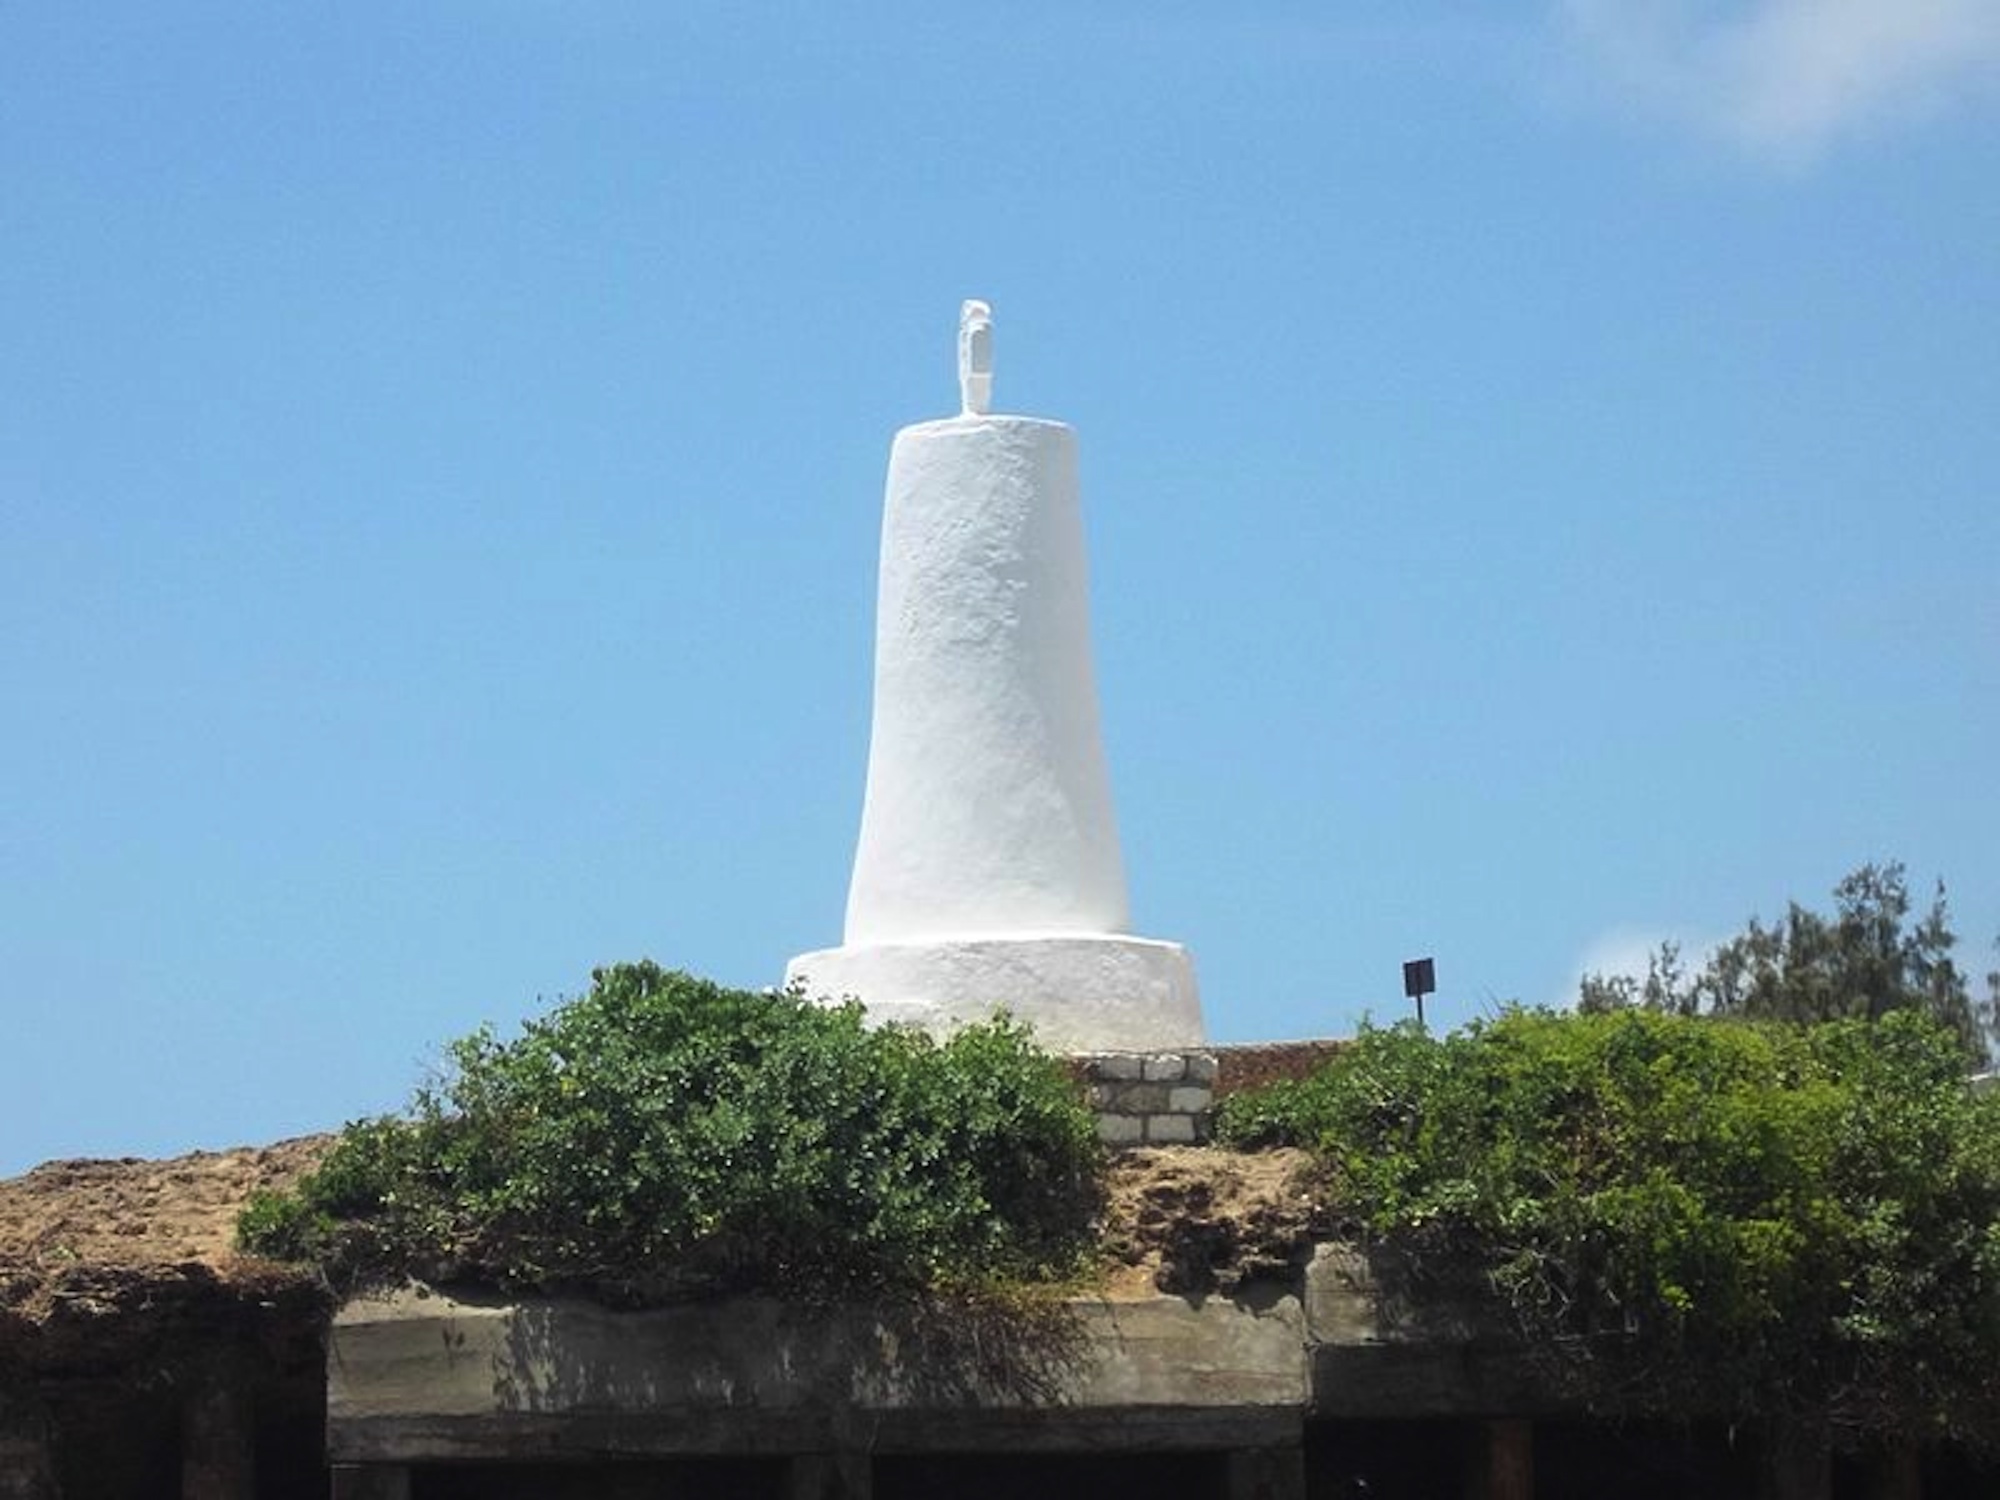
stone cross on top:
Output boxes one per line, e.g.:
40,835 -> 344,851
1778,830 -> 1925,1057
958,299 -> 993,416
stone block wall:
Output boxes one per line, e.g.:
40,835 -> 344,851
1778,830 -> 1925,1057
1072,1052 -> 1219,1146
1068,1041 -> 1347,1150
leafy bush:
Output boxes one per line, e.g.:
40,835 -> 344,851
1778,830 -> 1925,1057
1216,1009 -> 2000,1442
240,963 -> 1101,1301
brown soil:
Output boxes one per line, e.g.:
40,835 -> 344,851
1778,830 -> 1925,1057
0,1138 -> 333,1374
0,1137 -> 330,1315
1098,1145 -> 1327,1298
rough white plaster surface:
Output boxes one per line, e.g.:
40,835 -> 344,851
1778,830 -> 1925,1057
845,414 -> 1129,942
785,303 -> 1206,1053
784,934 -> 1204,1054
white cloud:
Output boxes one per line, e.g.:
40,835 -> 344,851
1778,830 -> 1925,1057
1554,0 -> 2000,164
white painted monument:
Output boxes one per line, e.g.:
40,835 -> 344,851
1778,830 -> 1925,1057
785,301 -> 1205,1052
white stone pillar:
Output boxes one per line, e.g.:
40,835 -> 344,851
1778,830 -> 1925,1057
786,303 -> 1204,1052
846,412 -> 1128,941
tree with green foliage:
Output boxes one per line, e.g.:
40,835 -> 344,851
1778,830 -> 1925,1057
1216,1009 -> 2000,1446
1579,863 -> 1999,1065
239,963 -> 1101,1302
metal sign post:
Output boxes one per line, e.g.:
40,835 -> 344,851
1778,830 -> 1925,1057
1402,957 -> 1436,1031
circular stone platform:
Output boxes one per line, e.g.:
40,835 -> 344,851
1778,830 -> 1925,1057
783,934 -> 1203,1054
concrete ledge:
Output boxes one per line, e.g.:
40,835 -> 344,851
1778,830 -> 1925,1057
327,1247 -> 1578,1465
329,1289 -> 1307,1464
1302,1246 -> 1564,1419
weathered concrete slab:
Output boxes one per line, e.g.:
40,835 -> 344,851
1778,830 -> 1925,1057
329,1288 -> 1309,1463
327,1247 -> 1578,1463
1301,1244 -> 1553,1418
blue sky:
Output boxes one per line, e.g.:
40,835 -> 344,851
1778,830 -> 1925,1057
5,3 -> 1997,1174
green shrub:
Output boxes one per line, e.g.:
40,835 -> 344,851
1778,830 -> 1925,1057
1216,1009 -> 2000,1442
240,963 -> 1101,1301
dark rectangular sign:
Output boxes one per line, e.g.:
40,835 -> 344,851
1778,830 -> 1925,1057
1403,958 -> 1436,999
